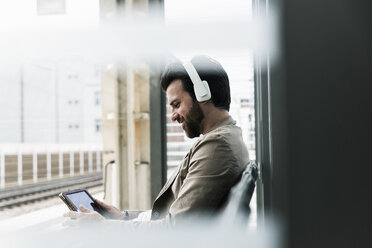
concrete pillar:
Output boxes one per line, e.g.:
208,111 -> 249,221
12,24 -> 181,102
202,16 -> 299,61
100,0 -> 160,210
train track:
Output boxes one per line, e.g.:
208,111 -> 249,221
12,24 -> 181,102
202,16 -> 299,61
0,172 -> 103,210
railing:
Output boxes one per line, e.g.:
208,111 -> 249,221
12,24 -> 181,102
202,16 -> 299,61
0,143 -> 102,189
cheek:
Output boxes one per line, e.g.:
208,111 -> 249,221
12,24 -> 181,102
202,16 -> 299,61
178,106 -> 189,117
180,100 -> 193,116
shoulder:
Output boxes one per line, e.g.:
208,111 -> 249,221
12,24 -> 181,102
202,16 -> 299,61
191,129 -> 232,157
189,123 -> 245,165
189,122 -> 249,171
194,123 -> 243,150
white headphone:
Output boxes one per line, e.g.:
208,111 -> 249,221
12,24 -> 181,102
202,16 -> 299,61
183,61 -> 212,102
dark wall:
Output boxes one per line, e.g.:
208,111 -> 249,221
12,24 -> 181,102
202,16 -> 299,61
270,0 -> 372,247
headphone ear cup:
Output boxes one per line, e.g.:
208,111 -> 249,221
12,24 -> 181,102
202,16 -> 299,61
194,80 -> 211,102
183,61 -> 212,102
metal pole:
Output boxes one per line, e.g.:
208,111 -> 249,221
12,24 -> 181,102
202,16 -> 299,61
150,63 -> 167,203
33,151 -> 38,183
79,150 -> 84,175
59,151 -> 63,178
70,151 -> 74,176
96,150 -> 101,172
47,150 -> 51,180
18,151 -> 22,186
88,150 -> 93,173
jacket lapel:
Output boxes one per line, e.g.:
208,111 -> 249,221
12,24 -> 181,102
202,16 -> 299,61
153,162 -> 182,202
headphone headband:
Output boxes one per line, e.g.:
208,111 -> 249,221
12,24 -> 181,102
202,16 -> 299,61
183,61 -> 212,102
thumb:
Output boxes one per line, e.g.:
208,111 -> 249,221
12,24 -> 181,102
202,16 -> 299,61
94,198 -> 109,208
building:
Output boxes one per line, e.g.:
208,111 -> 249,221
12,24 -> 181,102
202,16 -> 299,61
0,59 -> 102,144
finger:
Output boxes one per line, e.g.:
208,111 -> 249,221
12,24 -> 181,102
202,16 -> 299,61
79,205 -> 92,213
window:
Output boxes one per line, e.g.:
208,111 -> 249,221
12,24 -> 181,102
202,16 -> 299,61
164,0 -> 256,171
94,91 -> 101,106
95,119 -> 101,133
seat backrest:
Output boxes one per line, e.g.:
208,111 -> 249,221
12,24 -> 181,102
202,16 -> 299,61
219,162 -> 259,228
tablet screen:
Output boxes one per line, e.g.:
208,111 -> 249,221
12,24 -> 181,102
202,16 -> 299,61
65,191 -> 95,212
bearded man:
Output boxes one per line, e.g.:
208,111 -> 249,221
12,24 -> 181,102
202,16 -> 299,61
65,55 -> 249,227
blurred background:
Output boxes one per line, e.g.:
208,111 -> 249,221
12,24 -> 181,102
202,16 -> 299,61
0,0 -> 257,228
0,0 -> 371,247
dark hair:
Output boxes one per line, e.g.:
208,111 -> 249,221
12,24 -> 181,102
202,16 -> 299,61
160,55 -> 231,111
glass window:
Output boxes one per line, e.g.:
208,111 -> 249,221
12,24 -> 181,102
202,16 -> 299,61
164,0 -> 256,173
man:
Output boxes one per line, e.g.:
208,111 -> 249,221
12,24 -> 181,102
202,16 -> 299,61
65,55 -> 249,227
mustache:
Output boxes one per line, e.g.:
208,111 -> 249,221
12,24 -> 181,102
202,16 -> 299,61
176,117 -> 184,123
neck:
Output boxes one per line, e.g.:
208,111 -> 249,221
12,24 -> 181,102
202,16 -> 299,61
200,107 -> 229,135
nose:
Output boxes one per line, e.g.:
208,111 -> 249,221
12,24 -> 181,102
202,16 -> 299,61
171,112 -> 179,122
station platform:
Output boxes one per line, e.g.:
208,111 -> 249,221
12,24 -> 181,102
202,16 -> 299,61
0,191 -> 269,248
0,191 -> 104,232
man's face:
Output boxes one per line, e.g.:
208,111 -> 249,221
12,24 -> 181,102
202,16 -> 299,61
166,79 -> 204,138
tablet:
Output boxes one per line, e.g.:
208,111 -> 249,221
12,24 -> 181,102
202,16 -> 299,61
59,189 -> 106,216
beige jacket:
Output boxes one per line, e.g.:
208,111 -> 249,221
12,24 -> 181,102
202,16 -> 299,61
121,116 -> 249,228
150,116 -> 249,223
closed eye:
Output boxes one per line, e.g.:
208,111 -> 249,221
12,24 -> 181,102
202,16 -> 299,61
170,101 -> 180,108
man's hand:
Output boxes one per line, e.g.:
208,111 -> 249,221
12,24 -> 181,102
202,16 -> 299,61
93,198 -> 125,220
63,198 -> 125,227
63,205 -> 105,226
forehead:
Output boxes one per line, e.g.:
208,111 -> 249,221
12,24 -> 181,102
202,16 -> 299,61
166,79 -> 189,104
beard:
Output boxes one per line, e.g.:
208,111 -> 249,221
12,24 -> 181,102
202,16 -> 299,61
183,100 -> 204,138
